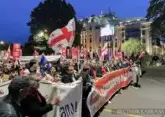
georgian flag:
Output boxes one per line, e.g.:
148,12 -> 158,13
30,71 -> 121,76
48,18 -> 75,53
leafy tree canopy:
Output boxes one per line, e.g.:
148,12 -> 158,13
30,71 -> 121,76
146,0 -> 165,38
23,0 -> 82,55
122,38 -> 145,57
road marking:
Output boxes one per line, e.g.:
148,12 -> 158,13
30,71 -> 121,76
104,109 -> 143,117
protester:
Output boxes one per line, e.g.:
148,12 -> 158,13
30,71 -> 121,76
29,59 -> 38,73
81,65 -> 93,117
131,61 -> 141,89
0,76 -> 30,117
89,61 -> 97,79
55,60 -> 62,73
0,49 -> 142,117
81,65 -> 93,97
9,67 -> 19,80
95,62 -> 103,77
61,64 -> 78,83
1,68 -> 10,82
45,66 -> 61,82
21,74 -> 60,117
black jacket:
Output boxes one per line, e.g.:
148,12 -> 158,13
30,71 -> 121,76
61,74 -> 77,83
0,96 -> 23,117
21,88 -> 53,117
82,74 -> 93,98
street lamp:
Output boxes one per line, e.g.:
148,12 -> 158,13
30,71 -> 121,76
0,41 -> 4,45
44,29 -> 48,33
38,31 -> 44,37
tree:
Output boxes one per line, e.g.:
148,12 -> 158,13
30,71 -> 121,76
122,38 -> 145,57
146,0 -> 165,40
23,0 -> 82,55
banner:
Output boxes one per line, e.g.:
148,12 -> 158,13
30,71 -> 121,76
46,79 -> 82,117
0,79 -> 82,117
0,80 -> 11,100
87,67 -> 133,117
12,43 -> 21,60
19,55 -> 61,62
72,47 -> 78,60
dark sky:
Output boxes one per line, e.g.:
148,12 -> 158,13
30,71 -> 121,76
0,0 -> 149,44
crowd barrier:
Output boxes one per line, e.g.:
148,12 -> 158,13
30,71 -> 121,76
0,67 -> 133,117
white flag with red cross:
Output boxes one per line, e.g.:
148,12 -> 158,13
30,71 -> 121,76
48,18 -> 75,53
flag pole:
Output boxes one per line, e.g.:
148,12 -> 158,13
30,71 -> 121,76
77,46 -> 80,72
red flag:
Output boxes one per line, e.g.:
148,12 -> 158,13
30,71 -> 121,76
138,51 -> 145,59
72,47 -> 78,60
12,43 -> 21,60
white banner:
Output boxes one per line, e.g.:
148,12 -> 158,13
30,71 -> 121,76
0,79 -> 82,117
0,80 -> 11,100
45,79 -> 83,117
19,55 -> 61,62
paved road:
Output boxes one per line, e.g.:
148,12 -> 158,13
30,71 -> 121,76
98,76 -> 165,117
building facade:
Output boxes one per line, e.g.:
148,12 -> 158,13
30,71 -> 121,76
80,22 -> 100,52
79,15 -> 164,55
79,12 -> 118,52
116,18 -> 153,54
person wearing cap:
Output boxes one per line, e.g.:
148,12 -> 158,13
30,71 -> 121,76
20,74 -> 60,117
0,76 -> 30,117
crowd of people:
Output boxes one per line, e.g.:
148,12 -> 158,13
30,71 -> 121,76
0,55 -> 141,117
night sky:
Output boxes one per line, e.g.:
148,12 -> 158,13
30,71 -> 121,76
0,0 -> 149,44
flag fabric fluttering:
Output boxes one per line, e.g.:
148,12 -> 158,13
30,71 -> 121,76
48,18 -> 75,53
138,51 -> 145,59
40,55 -> 49,77
4,46 -> 11,60
100,43 -> 108,61
40,55 -> 47,65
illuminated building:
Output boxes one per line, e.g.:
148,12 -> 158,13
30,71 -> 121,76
116,17 -> 153,55
80,20 -> 100,52
79,11 -> 118,52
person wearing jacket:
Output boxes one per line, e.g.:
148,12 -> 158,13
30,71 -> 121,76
0,76 -> 30,117
20,74 -> 60,117
80,65 -> 93,117
61,64 -> 77,83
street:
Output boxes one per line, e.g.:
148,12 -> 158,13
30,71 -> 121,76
98,76 -> 165,117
